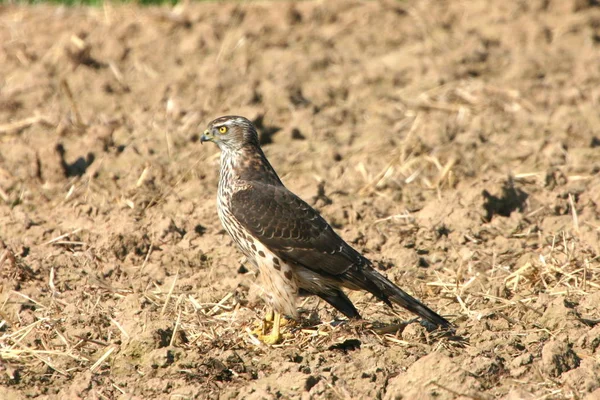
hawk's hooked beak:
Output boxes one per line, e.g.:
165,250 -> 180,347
200,129 -> 213,144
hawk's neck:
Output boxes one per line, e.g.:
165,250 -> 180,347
220,145 -> 283,187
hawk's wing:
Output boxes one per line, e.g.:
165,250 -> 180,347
230,181 -> 452,328
230,182 -> 365,276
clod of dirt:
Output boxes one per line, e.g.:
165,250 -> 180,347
482,178 -> 528,222
383,353 -> 480,400
153,216 -> 185,241
578,291 -> 600,320
55,370 -> 94,399
0,244 -> 37,290
576,325 -> 600,353
509,353 -> 533,378
562,359 -> 600,394
109,232 -> 152,262
541,340 -> 581,378
510,353 -> 533,369
539,297 -> 585,331
401,323 -> 426,342
154,327 -> 174,348
288,86 -> 311,107
202,357 -> 234,382
146,347 -> 183,369
470,356 -> 506,385
366,230 -> 387,252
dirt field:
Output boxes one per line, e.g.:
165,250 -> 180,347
1,0 -> 600,398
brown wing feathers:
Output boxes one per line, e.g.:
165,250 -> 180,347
231,183 -> 450,328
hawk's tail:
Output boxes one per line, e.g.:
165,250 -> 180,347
354,267 -> 451,328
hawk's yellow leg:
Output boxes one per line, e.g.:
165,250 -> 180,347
261,310 -> 282,344
251,310 -> 294,344
250,310 -> 288,344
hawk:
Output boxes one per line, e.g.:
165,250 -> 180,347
201,116 -> 450,343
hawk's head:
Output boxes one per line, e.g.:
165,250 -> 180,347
201,116 -> 259,151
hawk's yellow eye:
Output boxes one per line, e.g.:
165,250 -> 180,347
218,126 -> 228,134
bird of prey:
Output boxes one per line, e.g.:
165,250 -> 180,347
201,115 -> 450,343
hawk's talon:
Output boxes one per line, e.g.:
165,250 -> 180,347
251,310 -> 284,345
260,330 -> 282,345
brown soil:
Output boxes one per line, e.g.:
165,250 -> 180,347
1,1 -> 600,399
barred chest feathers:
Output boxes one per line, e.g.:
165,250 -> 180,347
216,149 -> 249,257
